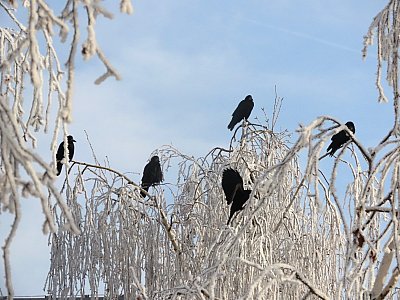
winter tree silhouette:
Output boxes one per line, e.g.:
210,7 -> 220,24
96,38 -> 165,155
3,1 -> 400,299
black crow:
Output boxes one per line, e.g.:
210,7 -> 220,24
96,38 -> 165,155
141,156 -> 163,197
227,95 -> 254,131
326,121 -> 355,156
56,135 -> 76,176
222,168 -> 252,225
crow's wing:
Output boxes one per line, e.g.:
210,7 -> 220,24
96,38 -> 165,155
68,141 -> 75,161
228,102 -> 245,130
56,161 -> 63,176
222,169 -> 244,205
142,162 -> 153,185
232,98 -> 253,121
142,161 -> 163,185
153,162 -> 163,183
232,99 -> 246,117
327,129 -> 351,155
241,98 -> 254,120
332,130 -> 349,146
56,141 -> 64,161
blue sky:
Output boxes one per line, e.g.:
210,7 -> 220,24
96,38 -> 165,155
0,0 -> 392,295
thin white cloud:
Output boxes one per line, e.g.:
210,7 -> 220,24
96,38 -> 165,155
239,16 -> 361,54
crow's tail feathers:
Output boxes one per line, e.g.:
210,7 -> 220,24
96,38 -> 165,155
56,161 -> 63,176
319,152 -> 331,161
227,211 -> 235,225
140,185 -> 149,198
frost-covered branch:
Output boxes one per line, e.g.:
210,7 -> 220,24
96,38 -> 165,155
46,118 -> 344,298
363,0 -> 400,131
0,0 -> 133,296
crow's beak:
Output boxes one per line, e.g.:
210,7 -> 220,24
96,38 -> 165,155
73,139 -> 76,142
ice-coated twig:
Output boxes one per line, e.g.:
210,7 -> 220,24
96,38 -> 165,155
94,47 -> 122,84
0,1 -> 27,32
2,194 -> 20,299
120,0 -> 134,14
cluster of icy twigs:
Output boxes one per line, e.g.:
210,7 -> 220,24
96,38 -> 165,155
46,114 -> 400,299
0,0 -> 131,298
3,0 -> 400,299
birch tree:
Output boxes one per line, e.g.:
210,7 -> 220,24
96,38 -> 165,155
3,0 -> 400,299
0,0 -> 132,298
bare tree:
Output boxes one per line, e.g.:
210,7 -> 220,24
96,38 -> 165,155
44,98 -> 335,299
45,1 -> 400,298
3,0 -> 400,299
0,0 -> 132,298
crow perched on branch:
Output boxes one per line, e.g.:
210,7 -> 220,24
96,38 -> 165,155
141,155 -> 163,197
227,95 -> 254,131
326,121 -> 355,156
222,168 -> 252,225
56,135 -> 76,176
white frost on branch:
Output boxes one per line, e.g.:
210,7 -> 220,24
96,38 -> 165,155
2,0 -> 400,298
120,0 -> 134,15
0,0 -> 131,298
45,114 -> 400,298
363,0 -> 400,135
47,114 -> 349,299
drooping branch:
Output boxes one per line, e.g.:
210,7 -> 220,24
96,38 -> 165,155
0,0 -> 133,296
